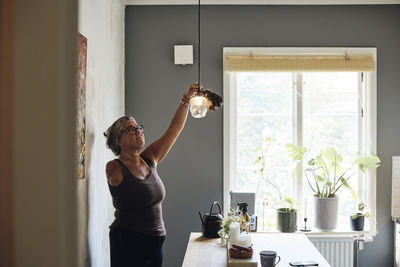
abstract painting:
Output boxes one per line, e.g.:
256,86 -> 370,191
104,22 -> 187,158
77,33 -> 87,179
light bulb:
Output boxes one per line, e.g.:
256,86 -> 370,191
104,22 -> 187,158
189,95 -> 208,118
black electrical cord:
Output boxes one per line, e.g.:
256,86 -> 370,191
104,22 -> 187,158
197,0 -> 201,92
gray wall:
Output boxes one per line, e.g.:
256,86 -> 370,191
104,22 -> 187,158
125,5 -> 400,267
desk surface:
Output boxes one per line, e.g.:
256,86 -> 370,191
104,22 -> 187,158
182,232 -> 331,267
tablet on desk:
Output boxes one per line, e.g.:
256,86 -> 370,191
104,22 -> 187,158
289,260 -> 319,266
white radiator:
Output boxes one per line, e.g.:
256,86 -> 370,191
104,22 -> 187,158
310,237 -> 354,267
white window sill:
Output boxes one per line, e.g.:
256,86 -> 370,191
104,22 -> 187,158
255,225 -> 374,241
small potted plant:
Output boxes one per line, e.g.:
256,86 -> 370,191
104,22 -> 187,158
351,202 -> 369,231
254,137 -> 297,233
218,208 -> 241,243
276,196 -> 297,233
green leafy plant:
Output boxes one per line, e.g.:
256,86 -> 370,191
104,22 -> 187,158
254,137 -> 296,212
218,208 -> 242,243
352,202 -> 370,220
286,144 -> 381,198
280,196 -> 296,212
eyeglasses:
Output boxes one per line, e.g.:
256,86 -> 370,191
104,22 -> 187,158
121,125 -> 144,136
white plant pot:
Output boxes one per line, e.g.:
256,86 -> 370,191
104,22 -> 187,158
313,195 -> 339,230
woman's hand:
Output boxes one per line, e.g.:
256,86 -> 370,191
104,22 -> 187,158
181,82 -> 203,104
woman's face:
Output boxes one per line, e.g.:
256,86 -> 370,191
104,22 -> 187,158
118,119 -> 145,151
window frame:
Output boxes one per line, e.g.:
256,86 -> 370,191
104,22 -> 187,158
223,47 -> 377,238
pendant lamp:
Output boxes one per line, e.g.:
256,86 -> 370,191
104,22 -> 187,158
189,0 -> 208,118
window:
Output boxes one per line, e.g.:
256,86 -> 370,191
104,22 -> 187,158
223,48 -> 377,236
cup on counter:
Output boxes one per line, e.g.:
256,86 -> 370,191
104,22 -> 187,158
260,250 -> 281,267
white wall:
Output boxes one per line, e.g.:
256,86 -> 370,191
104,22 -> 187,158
77,0 -> 125,266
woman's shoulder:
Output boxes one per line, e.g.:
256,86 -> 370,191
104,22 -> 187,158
106,159 -> 123,186
106,159 -> 121,172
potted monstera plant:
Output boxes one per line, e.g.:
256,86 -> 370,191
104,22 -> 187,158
254,137 -> 298,233
286,144 -> 380,230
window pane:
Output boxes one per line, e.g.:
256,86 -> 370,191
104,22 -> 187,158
303,117 -> 358,156
303,72 -> 358,115
303,72 -> 360,226
236,72 -> 293,230
237,167 -> 292,231
237,73 -> 292,114
237,117 -> 292,168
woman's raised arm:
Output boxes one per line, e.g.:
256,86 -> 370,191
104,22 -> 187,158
141,83 -> 200,164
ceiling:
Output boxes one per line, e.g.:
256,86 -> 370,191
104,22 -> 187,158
126,0 -> 400,5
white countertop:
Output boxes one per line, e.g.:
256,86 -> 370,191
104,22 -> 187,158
182,232 -> 331,267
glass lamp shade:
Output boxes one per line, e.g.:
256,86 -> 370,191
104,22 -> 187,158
189,95 -> 208,118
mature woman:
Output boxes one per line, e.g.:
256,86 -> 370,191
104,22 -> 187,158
103,83 -> 200,267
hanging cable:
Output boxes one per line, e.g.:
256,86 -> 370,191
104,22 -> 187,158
198,0 -> 201,88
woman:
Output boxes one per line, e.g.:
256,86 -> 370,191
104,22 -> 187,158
103,83 -> 201,267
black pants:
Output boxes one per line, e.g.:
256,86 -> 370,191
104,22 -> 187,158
109,227 -> 166,267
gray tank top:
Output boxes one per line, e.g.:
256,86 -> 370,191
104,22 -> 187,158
108,155 -> 166,236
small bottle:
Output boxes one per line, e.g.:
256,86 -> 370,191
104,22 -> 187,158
237,202 -> 250,232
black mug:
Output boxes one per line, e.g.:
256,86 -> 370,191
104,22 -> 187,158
260,250 -> 281,267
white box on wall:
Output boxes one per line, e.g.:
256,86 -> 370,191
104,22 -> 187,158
392,156 -> 400,218
174,45 -> 193,65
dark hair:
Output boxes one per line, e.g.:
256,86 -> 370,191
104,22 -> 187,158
103,116 -> 134,156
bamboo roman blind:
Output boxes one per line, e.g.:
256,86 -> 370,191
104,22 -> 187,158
224,55 -> 375,72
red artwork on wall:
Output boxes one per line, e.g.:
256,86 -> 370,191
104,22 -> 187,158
78,33 -> 87,179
